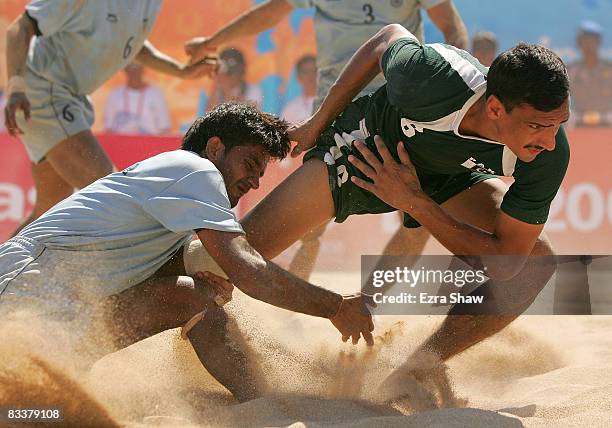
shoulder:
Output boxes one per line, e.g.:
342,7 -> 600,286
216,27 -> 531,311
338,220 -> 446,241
138,150 -> 219,179
383,40 -> 485,120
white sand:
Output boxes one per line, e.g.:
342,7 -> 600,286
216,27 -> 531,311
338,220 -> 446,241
2,271 -> 611,427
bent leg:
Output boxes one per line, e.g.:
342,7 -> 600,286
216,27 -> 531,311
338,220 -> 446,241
242,159 -> 335,259
418,178 -> 556,361
94,274 -> 263,402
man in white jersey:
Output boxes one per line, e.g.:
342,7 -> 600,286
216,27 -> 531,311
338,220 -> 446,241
4,0 -> 216,237
184,0 -> 469,281
0,103 -> 374,402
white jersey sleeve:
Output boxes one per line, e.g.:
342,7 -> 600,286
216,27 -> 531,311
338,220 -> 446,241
143,169 -> 244,235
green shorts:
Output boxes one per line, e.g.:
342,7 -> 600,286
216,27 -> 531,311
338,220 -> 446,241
304,100 -> 496,228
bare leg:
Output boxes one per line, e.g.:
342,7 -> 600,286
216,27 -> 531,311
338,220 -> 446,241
242,159 -> 335,259
45,130 -> 115,189
11,160 -> 73,236
419,178 -> 557,362
381,212 -> 430,257
93,274 -> 263,402
418,237 -> 556,362
13,130 -> 114,235
380,179 -> 557,405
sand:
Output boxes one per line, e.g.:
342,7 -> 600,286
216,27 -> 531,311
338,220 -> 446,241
1,271 -> 611,427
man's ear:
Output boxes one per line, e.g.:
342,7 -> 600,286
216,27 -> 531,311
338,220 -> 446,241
205,136 -> 225,161
485,95 -> 506,120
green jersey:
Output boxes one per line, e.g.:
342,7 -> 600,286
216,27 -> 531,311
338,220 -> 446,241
305,37 -> 570,226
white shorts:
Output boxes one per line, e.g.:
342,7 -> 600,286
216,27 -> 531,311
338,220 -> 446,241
0,236 -> 91,323
16,70 -> 94,163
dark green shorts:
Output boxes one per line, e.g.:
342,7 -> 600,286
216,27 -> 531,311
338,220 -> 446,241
304,100 -> 496,228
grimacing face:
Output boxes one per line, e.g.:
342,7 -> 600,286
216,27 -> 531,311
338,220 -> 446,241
206,139 -> 270,207
488,97 -> 570,162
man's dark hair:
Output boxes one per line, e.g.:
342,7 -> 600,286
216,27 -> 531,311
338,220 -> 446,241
486,43 -> 569,112
296,54 -> 316,74
182,103 -> 290,159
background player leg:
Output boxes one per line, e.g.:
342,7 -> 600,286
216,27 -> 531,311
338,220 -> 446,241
13,130 -> 114,234
288,222 -> 328,280
45,130 -> 114,189
380,212 -> 431,257
289,213 -> 430,282
10,160 -> 73,237
242,159 -> 335,259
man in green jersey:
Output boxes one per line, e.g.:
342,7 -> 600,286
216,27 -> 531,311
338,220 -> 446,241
183,23 -> 569,398
236,23 -> 568,389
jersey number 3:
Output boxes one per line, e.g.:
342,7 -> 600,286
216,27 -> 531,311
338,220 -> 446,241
362,4 -> 374,23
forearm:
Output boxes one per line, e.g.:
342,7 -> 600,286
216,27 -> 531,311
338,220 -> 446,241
442,23 -> 469,50
135,40 -> 183,77
310,24 -> 412,132
406,192 -> 501,255
6,14 -> 35,80
236,258 -> 343,318
208,0 -> 291,46
427,1 -> 469,50
404,194 -> 529,279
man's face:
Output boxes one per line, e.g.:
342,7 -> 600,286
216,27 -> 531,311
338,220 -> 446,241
211,142 -> 270,207
578,33 -> 601,57
490,97 -> 570,162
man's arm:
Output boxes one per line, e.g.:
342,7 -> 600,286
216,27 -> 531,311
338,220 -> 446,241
290,24 -> 414,156
197,229 -> 374,344
4,13 -> 36,135
349,137 -> 543,279
135,40 -> 217,79
184,0 -> 293,62
426,1 -> 469,50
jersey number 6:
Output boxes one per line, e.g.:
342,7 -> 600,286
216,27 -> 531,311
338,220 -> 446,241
123,36 -> 134,59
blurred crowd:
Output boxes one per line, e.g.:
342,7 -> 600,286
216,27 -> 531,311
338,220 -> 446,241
4,13 -> 608,137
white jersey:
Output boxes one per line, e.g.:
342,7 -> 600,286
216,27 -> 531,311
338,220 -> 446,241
25,0 -> 163,95
286,0 -> 446,107
104,85 -> 171,135
17,150 -> 243,296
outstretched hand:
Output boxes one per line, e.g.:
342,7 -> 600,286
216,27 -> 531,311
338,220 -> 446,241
348,135 -> 424,214
184,36 -> 218,64
330,293 -> 375,346
178,58 -> 219,80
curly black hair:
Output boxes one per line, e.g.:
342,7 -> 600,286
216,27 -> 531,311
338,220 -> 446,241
182,102 -> 291,160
